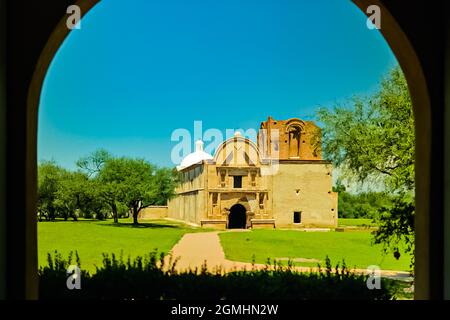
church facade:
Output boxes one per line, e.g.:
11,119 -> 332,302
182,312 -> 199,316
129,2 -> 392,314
167,117 -> 338,229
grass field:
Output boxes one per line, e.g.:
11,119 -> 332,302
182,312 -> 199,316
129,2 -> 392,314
39,218 -> 410,273
338,218 -> 378,227
38,218 -> 206,272
219,229 -> 410,272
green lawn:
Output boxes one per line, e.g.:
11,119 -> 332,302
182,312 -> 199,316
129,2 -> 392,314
38,218 -> 205,272
338,218 -> 378,227
219,229 -> 410,272
39,218 -> 409,274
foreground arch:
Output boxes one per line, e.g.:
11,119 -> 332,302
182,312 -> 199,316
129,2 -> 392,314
0,0 -> 447,299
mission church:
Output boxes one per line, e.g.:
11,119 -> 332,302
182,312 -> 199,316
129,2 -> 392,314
167,117 -> 338,229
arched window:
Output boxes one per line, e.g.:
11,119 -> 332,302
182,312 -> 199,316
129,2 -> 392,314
288,126 -> 301,158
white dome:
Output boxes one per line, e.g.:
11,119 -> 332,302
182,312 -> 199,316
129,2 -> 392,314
177,140 -> 213,171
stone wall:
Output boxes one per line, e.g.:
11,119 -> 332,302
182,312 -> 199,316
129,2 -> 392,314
138,206 -> 168,220
169,163 -> 208,225
271,162 -> 338,228
259,117 -> 322,161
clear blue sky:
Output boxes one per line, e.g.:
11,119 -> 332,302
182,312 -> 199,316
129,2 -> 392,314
38,0 -> 398,169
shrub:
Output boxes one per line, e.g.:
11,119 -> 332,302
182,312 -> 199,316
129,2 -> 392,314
38,251 -> 402,300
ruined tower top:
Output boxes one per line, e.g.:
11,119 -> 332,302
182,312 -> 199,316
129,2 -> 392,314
258,116 -> 322,161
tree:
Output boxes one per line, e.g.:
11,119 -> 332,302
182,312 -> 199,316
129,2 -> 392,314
316,66 -> 415,265
374,196 -> 415,269
53,171 -> 86,221
39,151 -> 177,224
334,188 -> 393,219
99,157 -> 155,224
316,67 -> 414,192
53,171 -> 107,221
148,167 -> 178,206
38,161 -> 66,220
96,178 -> 123,223
76,149 -> 111,177
77,178 -> 109,220
76,150 -> 115,220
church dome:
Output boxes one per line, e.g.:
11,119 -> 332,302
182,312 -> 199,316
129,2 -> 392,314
177,140 -> 213,171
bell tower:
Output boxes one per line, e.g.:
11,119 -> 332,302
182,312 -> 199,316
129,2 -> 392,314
258,116 -> 322,160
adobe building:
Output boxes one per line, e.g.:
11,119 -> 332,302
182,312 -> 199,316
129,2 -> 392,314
168,117 -> 338,229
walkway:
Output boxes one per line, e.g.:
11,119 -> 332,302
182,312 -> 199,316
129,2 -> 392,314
164,231 -> 412,280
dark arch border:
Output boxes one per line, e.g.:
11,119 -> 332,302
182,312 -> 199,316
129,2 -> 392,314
24,0 -> 101,299
352,0 -> 432,299
25,0 -> 433,299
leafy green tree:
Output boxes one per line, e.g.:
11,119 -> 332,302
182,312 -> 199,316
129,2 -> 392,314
53,171 -> 107,221
76,149 -> 112,177
96,178 -> 124,223
333,180 -> 393,219
316,66 -> 415,264
78,179 -> 109,219
38,161 -> 67,220
99,157 -> 155,224
316,67 -> 414,191
76,150 -> 117,220
53,171 -> 86,221
39,151 -> 177,224
148,167 -> 178,206
374,196 -> 415,269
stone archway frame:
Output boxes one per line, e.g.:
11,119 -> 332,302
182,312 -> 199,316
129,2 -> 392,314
284,118 -> 306,133
352,0 -> 432,301
25,0 -> 101,299
225,200 -> 252,229
228,203 -> 248,229
25,0 -> 433,299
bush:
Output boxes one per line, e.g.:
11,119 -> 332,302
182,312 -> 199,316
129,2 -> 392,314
38,251 -> 403,300
335,189 -> 394,219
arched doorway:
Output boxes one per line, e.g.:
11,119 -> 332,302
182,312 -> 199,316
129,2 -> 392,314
228,204 -> 247,229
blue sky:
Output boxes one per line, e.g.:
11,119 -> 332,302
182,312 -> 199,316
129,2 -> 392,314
38,0 -> 397,169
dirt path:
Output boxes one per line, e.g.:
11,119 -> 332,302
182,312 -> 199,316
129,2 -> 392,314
165,231 -> 411,280
165,231 -> 252,272
166,232 -> 226,270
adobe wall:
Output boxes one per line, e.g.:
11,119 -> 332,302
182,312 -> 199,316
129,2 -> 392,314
168,190 -> 206,225
260,117 -> 322,160
271,162 -> 337,228
168,163 -> 208,225
138,206 -> 168,220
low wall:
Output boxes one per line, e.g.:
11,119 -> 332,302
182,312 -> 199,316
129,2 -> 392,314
200,220 -> 227,229
251,219 -> 276,229
138,206 -> 168,220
